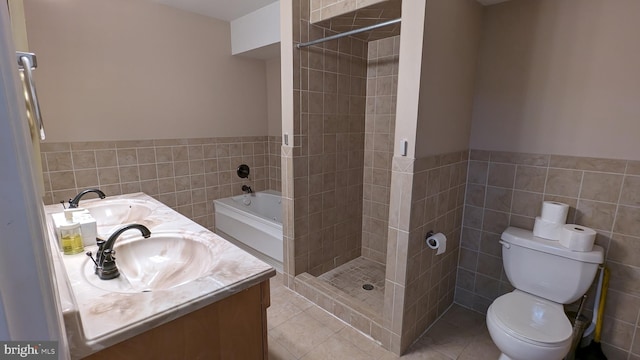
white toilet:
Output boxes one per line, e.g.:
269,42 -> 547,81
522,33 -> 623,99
486,227 -> 604,360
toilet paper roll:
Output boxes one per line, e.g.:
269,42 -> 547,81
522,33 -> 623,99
560,224 -> 596,252
540,201 -> 569,224
426,232 -> 447,255
533,216 -> 563,240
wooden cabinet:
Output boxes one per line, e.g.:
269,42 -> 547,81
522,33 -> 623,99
85,280 -> 270,360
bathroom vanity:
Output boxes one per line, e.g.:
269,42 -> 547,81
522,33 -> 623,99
44,193 -> 275,359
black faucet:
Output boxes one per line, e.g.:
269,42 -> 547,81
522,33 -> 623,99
241,185 -> 253,194
69,188 -> 106,208
92,224 -> 151,280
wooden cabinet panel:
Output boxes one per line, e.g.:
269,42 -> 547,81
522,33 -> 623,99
85,281 -> 270,360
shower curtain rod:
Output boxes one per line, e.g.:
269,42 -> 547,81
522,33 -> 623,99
296,18 -> 401,49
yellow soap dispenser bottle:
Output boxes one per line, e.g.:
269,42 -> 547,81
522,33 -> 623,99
60,211 -> 84,255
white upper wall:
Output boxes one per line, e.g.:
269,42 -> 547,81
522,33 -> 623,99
24,0 -> 269,142
231,1 -> 280,58
415,0 -> 483,157
470,0 -> 640,160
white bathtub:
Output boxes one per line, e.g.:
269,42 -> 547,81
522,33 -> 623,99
213,190 -> 283,271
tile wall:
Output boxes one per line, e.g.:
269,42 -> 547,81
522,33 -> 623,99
309,0 -> 389,23
268,135 -> 282,192
385,151 -> 468,353
457,150 -> 640,359
289,0 -> 368,277
361,35 -> 399,264
40,136 -> 280,231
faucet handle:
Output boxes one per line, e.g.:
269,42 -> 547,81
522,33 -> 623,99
98,249 -> 120,280
86,251 -> 99,268
95,237 -> 106,266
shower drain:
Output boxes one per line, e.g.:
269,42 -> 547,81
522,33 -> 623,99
362,284 -> 374,291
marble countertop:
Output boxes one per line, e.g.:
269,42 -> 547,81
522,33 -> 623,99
44,192 -> 275,359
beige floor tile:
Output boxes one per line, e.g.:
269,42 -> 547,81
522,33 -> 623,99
457,334 -> 501,360
300,333 -> 372,360
268,335 -> 297,360
440,304 -> 486,330
268,272 -> 494,360
336,326 -> 391,359
304,305 -> 346,333
268,296 -> 306,330
398,345 -> 453,360
269,311 -> 336,358
418,320 -> 476,359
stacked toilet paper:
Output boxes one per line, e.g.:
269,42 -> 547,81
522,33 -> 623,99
560,224 -> 597,252
533,201 -> 569,240
532,201 -> 596,252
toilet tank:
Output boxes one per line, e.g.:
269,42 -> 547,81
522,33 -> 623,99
501,227 -> 604,304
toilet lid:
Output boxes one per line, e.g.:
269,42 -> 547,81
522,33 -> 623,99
490,291 -> 573,345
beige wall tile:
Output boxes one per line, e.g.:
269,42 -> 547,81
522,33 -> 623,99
606,262 -> 640,297
575,200 -> 616,231
604,289 -> 640,323
621,176 -> 640,207
463,205 -> 483,230
545,168 -> 582,197
74,169 -> 99,188
474,274 -> 501,300
484,186 -> 512,212
72,151 -> 96,169
97,167 -> 120,185
580,172 -> 623,203
482,210 -> 509,234
614,206 -> 640,238
49,171 -> 76,190
627,161 -> 640,176
95,150 -> 117,168
487,163 -> 515,188
510,191 -> 542,218
464,184 -> 485,209
480,232 -> 502,257
137,148 -> 156,164
608,234 -> 640,268
117,148 -> 138,166
491,152 -> 549,166
121,182 -> 141,194
47,152 -> 73,171
601,317 -> 635,350
476,253 -> 502,279
40,142 -> 70,152
550,156 -> 627,174
119,166 -> 140,183
514,166 -> 546,192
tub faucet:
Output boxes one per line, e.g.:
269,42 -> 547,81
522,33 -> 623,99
69,188 -> 106,208
91,224 -> 151,280
242,185 -> 253,194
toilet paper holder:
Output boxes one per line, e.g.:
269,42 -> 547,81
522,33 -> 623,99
426,230 -> 435,246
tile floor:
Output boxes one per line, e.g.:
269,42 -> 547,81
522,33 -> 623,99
268,272 -> 501,360
317,257 -> 386,313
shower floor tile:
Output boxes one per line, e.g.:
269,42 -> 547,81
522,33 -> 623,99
317,257 -> 386,313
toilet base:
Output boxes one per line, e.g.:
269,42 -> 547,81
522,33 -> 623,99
487,299 -> 572,360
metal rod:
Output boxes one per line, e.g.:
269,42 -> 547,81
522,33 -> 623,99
18,53 -> 45,140
296,18 -> 401,49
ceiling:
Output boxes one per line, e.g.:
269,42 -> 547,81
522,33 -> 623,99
150,0 -> 278,21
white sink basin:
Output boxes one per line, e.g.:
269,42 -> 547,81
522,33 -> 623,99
83,231 -> 217,293
82,199 -> 154,233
